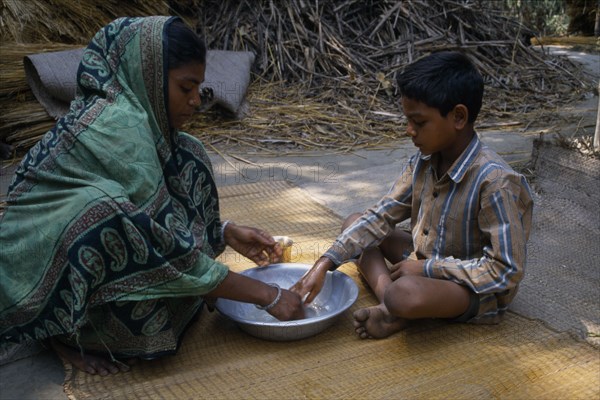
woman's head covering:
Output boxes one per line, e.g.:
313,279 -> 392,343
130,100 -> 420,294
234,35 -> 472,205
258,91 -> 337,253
0,17 -> 228,355
78,17 -> 172,138
11,17 -> 178,203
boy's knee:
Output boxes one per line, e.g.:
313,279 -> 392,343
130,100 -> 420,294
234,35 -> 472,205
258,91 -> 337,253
384,277 -> 425,318
341,212 -> 362,233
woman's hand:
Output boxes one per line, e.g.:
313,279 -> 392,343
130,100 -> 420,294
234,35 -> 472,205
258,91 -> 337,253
207,272 -> 304,321
267,288 -> 305,321
224,222 -> 282,266
290,256 -> 333,304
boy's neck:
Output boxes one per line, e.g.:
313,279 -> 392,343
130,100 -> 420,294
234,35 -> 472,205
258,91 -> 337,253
436,130 -> 475,177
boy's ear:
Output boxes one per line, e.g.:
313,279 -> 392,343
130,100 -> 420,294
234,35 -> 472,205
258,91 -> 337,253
452,104 -> 469,129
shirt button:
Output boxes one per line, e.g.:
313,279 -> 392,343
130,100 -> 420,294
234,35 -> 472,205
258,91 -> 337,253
423,229 -> 429,235
433,192 -> 439,198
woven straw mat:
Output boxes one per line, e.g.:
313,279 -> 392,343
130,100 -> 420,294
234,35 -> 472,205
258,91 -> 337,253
64,181 -> 599,400
510,141 -> 600,346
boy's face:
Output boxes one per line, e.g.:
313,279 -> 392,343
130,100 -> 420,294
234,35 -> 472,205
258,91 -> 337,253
401,97 -> 466,157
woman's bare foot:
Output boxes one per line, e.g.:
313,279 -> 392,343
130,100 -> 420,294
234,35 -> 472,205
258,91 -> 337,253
352,305 -> 407,339
50,338 -> 135,376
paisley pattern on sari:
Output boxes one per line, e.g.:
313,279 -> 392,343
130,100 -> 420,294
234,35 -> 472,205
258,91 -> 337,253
0,16 -> 228,358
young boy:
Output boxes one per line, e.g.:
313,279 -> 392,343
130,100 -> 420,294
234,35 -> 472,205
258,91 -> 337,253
291,51 -> 533,339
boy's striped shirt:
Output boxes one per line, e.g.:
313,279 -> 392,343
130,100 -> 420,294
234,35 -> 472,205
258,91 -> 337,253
325,135 -> 533,323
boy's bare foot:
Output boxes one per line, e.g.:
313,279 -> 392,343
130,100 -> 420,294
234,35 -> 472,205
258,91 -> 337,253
352,305 -> 407,339
50,338 -> 135,375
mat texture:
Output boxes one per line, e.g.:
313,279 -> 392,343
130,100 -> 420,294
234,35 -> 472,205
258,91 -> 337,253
64,181 -> 599,400
510,140 -> 600,346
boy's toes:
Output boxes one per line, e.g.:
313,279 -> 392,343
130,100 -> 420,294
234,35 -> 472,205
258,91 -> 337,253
353,308 -> 370,323
355,326 -> 370,339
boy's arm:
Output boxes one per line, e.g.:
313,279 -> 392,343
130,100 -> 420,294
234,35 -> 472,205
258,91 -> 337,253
423,177 -> 533,294
323,157 -> 417,267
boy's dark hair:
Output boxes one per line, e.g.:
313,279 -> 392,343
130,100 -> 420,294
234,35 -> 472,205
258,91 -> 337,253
397,51 -> 483,123
165,19 -> 206,70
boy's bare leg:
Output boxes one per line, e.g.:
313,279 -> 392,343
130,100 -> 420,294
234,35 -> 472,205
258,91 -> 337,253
353,228 -> 471,339
353,229 -> 413,339
354,276 -> 472,339
354,246 -> 409,339
354,224 -> 414,300
356,247 -> 392,302
50,337 -> 135,375
384,276 -> 472,319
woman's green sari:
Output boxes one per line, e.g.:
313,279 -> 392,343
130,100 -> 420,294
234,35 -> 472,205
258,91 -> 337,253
0,16 -> 229,358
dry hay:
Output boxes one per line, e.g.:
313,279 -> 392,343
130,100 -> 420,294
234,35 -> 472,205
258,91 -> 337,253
187,80 -> 404,155
554,133 -> 600,157
184,0 -> 595,153
196,1 -> 593,93
0,0 -> 199,151
532,35 -> 600,53
0,43 -> 82,149
0,43 -> 83,100
0,0 -> 197,44
0,0 -> 596,155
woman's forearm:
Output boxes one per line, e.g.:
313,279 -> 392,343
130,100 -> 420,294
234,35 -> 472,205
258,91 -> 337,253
206,270 -> 278,307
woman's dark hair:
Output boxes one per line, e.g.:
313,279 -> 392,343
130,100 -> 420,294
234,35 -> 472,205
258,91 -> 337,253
397,51 -> 484,123
165,19 -> 206,69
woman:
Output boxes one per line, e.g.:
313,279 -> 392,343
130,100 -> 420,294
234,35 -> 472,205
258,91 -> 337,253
0,16 -> 304,375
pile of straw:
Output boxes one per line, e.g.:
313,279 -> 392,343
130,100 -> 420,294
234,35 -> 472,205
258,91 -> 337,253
0,0 -> 197,43
0,0 -> 595,155
188,0 -> 594,153
0,43 -> 82,149
0,0 -> 198,151
197,1 -> 591,92
188,80 -> 404,155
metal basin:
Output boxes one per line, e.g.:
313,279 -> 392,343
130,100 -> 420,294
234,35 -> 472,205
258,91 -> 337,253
215,263 -> 358,341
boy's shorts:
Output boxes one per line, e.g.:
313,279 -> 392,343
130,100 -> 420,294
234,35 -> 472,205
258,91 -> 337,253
451,289 -> 480,323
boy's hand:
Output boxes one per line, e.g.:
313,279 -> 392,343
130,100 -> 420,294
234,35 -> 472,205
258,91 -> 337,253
390,259 -> 426,280
290,257 -> 333,304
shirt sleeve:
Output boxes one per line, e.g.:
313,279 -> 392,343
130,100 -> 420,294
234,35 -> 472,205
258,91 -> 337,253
423,175 -> 532,294
323,156 -> 417,267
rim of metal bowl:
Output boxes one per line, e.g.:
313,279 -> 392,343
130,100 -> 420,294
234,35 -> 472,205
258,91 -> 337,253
215,263 -> 358,327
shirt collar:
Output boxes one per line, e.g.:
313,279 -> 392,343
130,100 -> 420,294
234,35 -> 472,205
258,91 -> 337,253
419,134 -> 481,183
447,134 -> 481,183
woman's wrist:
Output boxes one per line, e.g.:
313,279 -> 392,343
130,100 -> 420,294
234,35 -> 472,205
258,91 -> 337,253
255,283 -> 282,311
221,220 -> 235,244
